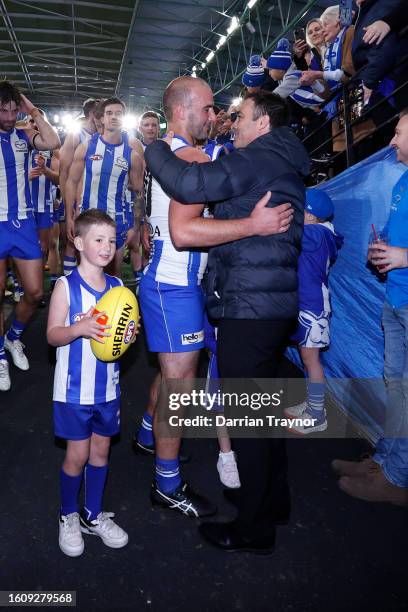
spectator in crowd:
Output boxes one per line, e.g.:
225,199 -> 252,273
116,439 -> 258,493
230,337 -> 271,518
293,18 -> 326,73
353,0 -> 408,114
241,54 -> 266,93
333,109 -> 408,507
299,6 -> 355,98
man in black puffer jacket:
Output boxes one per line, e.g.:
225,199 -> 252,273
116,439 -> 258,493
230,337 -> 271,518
145,90 -> 310,554
353,0 -> 407,92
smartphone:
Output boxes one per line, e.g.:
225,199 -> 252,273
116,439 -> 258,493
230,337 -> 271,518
293,28 -> 306,41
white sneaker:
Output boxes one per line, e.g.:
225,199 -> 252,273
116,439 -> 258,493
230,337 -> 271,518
284,402 -> 328,435
4,337 -> 29,370
59,513 -> 84,557
217,451 -> 241,489
80,511 -> 128,548
284,400 -> 309,418
0,359 -> 11,391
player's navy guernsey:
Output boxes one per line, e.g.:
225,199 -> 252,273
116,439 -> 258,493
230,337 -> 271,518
0,128 -> 32,221
53,268 -> 122,405
297,222 -> 343,313
30,149 -> 52,213
80,133 -> 132,220
143,135 -> 208,286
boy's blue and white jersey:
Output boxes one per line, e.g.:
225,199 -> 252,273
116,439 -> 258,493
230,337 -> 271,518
30,149 -> 52,213
53,268 -> 122,405
144,135 -> 208,287
80,133 -> 132,220
297,222 -> 343,313
0,128 -> 32,221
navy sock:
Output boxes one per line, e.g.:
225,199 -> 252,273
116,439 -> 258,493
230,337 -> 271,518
0,336 -> 5,359
155,456 -> 181,494
306,381 -> 326,419
60,469 -> 82,516
83,464 -> 108,521
137,412 -> 154,446
6,319 -> 26,342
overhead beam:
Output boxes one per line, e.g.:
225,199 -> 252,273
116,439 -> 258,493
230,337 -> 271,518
0,0 -> 34,92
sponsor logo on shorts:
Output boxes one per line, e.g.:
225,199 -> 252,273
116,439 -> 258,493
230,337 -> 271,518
181,330 -> 204,345
124,320 -> 135,344
15,140 -> 28,152
115,156 -> 128,171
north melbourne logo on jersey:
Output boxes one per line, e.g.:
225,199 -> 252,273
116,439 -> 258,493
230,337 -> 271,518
89,154 -> 103,161
15,140 -> 28,152
115,156 -> 129,171
181,330 -> 204,345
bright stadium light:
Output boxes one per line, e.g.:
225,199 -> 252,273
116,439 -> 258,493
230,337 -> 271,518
122,113 -> 138,131
53,114 -> 59,124
160,122 -> 167,129
247,0 -> 258,9
216,35 -> 227,49
61,113 -> 73,126
232,97 -> 242,107
227,16 -> 239,35
201,62 -> 206,69
206,51 -> 215,63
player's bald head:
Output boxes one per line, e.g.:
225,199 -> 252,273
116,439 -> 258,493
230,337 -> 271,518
163,76 -> 211,121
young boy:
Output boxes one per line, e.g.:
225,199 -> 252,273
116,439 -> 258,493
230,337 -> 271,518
47,209 -> 128,556
285,189 -> 343,434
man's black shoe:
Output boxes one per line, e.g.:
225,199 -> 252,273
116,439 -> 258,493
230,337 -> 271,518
132,436 -> 155,456
199,521 -> 275,555
151,481 -> 217,518
132,435 -> 191,463
223,489 -> 290,525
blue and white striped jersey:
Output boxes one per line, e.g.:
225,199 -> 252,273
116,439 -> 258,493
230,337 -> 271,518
53,268 -> 122,405
30,149 -> 52,213
80,133 -> 132,220
0,128 -> 32,221
143,135 -> 208,287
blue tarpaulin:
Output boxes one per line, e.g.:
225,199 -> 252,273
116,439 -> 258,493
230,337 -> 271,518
287,147 -> 407,440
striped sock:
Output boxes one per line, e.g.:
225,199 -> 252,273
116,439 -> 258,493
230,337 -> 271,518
6,319 -> 26,342
155,456 -> 181,494
63,255 -> 77,276
137,411 -> 154,446
306,381 -> 326,420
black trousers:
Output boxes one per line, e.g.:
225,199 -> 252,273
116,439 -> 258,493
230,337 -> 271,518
217,318 -> 294,539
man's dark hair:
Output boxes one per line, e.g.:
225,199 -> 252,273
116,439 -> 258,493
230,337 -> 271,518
400,108 -> 408,119
101,97 -> 126,114
140,111 -> 160,123
0,80 -> 21,107
82,98 -> 101,118
75,209 -> 116,237
244,91 -> 289,129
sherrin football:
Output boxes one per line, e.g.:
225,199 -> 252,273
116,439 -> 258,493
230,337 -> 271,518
90,286 -> 139,362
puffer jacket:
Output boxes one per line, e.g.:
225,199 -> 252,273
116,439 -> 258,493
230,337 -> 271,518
352,0 -> 407,90
145,127 -> 310,320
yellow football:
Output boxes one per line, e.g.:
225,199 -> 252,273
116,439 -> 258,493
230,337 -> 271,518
90,286 -> 139,362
